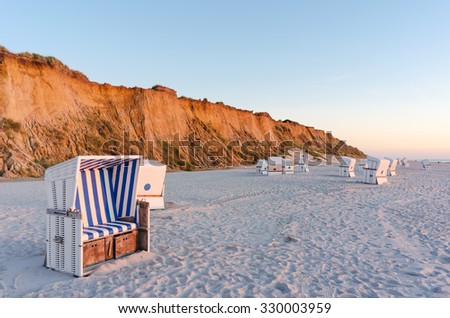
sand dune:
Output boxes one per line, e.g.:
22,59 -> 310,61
0,161 -> 449,297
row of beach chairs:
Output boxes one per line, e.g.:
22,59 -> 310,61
257,155 -> 419,186
256,156 -> 309,175
341,156 -> 432,184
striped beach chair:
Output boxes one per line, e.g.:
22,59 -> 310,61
45,156 -> 164,276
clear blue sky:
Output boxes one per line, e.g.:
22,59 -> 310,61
1,0 -> 449,159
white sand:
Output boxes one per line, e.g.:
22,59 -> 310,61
0,162 -> 449,297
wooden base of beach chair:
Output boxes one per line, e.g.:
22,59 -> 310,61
83,238 -> 106,267
138,228 -> 149,251
105,236 -> 114,260
137,200 -> 150,251
115,230 -> 137,258
83,230 -> 137,267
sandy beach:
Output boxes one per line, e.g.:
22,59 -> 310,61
0,161 -> 449,297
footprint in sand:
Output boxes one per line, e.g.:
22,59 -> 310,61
273,281 -> 290,294
1,255 -> 71,296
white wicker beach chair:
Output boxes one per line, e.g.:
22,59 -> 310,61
339,156 -> 356,177
45,156 -> 166,276
137,160 -> 167,210
282,158 -> 294,174
256,159 -> 268,175
363,156 -> 390,185
422,159 -> 431,170
400,158 -> 409,168
385,157 -> 398,176
357,159 -> 368,172
267,157 -> 283,175
295,156 -> 309,172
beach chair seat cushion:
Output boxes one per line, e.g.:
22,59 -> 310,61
76,168 -> 140,242
83,220 -> 137,241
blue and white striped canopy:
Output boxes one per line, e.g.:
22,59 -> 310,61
75,157 -> 141,228
79,157 -> 139,171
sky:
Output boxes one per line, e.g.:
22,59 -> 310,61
1,0 -> 449,159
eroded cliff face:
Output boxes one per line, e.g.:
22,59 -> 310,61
0,48 -> 364,178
